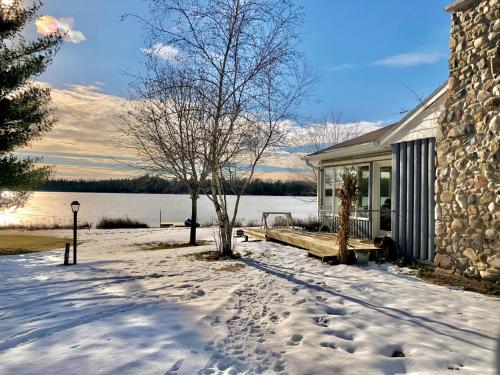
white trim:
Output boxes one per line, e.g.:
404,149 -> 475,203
372,160 -> 393,238
380,86 -> 447,146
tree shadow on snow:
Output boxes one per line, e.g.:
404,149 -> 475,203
241,257 -> 497,352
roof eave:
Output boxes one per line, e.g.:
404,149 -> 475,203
305,142 -> 389,161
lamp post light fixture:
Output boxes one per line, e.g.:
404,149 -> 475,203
70,201 -> 80,264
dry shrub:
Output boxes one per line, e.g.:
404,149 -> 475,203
96,217 -> 148,229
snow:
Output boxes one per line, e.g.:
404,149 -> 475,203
0,228 -> 498,374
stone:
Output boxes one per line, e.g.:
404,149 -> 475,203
489,258 -> 500,269
451,218 -> 466,232
480,191 -> 494,205
434,253 -> 453,270
456,193 -> 468,209
474,175 -> 488,188
440,191 -> 455,203
485,229 -> 496,239
479,268 -> 500,281
488,115 -> 500,132
483,96 -> 500,110
474,37 -> 485,48
463,248 -> 479,262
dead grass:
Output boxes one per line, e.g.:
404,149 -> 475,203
417,268 -> 500,297
0,230 -> 71,256
186,250 -> 241,261
97,217 -> 148,229
139,240 -> 212,251
0,222 -> 91,231
217,263 -> 245,272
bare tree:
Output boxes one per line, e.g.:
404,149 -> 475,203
142,0 -> 312,256
121,65 -> 209,245
288,112 -> 361,184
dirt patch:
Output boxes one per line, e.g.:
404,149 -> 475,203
217,263 -> 245,272
139,240 -> 212,251
186,250 -> 241,261
417,269 -> 500,297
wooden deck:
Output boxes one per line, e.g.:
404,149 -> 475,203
243,228 -> 378,260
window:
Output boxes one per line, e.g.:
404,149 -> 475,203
357,166 -> 369,218
321,164 -> 370,219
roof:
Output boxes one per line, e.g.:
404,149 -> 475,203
445,0 -> 478,12
307,81 -> 448,159
307,123 -> 398,157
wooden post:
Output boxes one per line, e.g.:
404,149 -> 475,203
64,243 -> 70,265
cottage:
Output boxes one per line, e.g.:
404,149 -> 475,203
305,84 -> 448,264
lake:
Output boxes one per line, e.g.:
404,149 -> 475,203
0,192 -> 317,227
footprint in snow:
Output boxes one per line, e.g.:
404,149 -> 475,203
165,359 -> 184,375
287,334 -> 303,346
320,342 -> 336,349
324,306 -> 346,316
324,329 -> 354,341
313,316 -> 330,327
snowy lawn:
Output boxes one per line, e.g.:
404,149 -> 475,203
0,228 -> 498,375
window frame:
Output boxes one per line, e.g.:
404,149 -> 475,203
320,163 -> 371,221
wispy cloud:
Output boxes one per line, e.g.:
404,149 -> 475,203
372,52 -> 442,67
141,43 -> 180,62
36,15 -> 86,44
325,63 -> 355,72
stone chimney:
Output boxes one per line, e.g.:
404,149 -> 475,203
434,0 -> 499,281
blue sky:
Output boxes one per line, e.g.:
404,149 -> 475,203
20,0 -> 453,179
38,0 -> 451,123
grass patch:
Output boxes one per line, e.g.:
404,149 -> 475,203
217,263 -> 245,272
0,231 -> 71,255
96,217 -> 148,229
417,268 -> 500,296
0,222 -> 91,231
140,240 -> 212,251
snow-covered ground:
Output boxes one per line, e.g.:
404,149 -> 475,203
0,228 -> 498,375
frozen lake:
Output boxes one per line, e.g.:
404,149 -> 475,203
1,192 -> 317,227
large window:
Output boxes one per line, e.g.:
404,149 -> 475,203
321,164 -> 370,219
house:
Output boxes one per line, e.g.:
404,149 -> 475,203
305,84 -> 448,264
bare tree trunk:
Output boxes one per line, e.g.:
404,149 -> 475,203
337,172 -> 358,264
190,194 -> 198,246
338,198 -> 351,264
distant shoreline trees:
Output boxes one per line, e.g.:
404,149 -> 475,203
37,176 -> 316,196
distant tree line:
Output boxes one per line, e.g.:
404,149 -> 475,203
38,176 -> 316,196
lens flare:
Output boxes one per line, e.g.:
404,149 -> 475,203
36,15 -> 86,44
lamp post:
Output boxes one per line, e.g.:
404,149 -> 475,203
70,201 -> 80,264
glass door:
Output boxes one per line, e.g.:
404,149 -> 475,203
372,161 -> 392,237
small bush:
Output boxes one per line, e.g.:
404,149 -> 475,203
294,216 -> 322,232
96,217 -> 148,229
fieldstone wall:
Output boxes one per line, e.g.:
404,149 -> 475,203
434,0 -> 499,281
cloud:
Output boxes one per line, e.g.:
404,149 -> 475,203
141,43 -> 180,62
36,15 -> 86,44
372,52 -> 442,67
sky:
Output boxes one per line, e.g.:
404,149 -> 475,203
15,0 -> 452,180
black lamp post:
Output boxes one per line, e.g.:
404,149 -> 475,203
70,201 -> 80,264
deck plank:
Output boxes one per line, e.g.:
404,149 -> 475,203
242,228 -> 377,259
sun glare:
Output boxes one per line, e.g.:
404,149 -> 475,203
1,0 -> 14,7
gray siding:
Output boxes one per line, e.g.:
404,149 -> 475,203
392,138 -> 436,262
